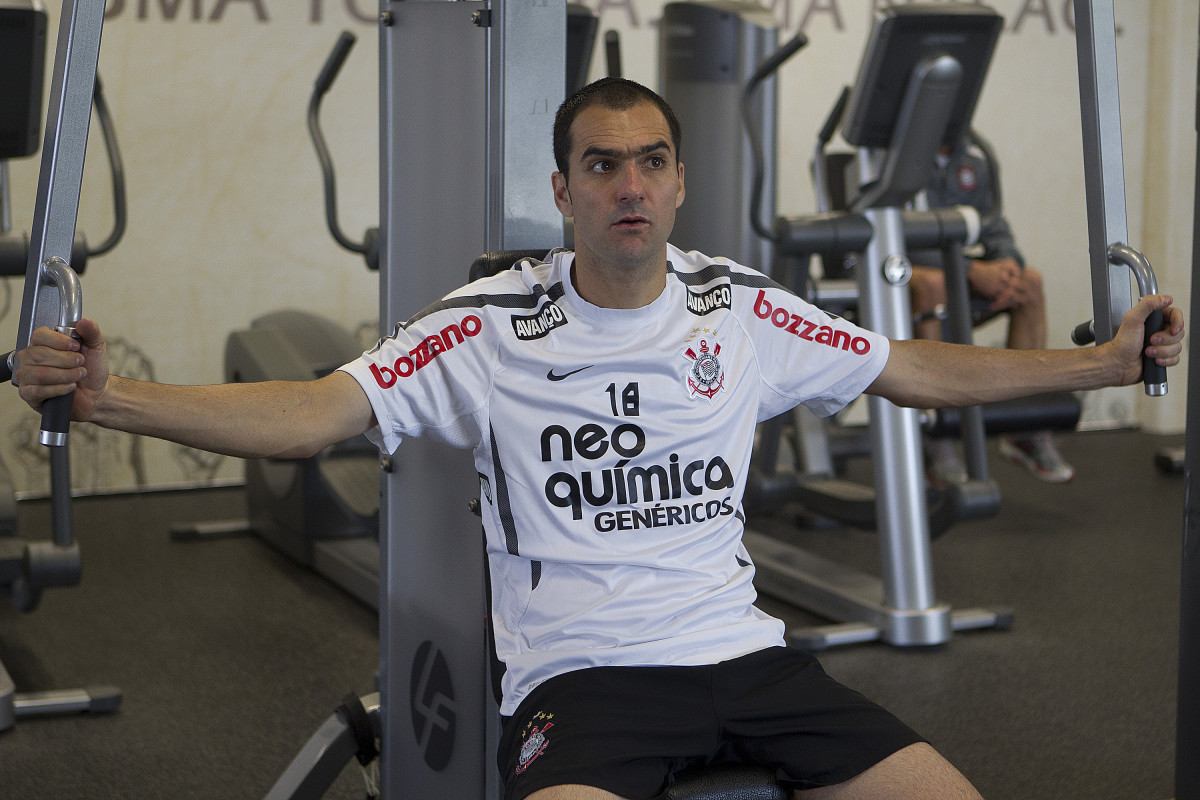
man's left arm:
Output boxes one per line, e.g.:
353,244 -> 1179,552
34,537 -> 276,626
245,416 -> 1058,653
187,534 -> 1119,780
866,294 -> 1184,408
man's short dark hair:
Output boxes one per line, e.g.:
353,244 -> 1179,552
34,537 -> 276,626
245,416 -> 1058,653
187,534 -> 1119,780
552,77 -> 682,180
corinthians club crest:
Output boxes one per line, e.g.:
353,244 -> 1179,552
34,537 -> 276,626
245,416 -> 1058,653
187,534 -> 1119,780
683,336 -> 725,401
515,718 -> 554,775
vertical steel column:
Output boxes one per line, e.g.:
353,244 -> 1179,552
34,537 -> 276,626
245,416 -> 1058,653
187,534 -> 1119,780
15,0 -> 100,351
377,1 -> 563,796
486,0 -> 566,251
1073,0 -> 1133,342
1074,1 -> 1186,788
10,0 -> 103,553
1175,11 -> 1200,797
856,150 -> 951,646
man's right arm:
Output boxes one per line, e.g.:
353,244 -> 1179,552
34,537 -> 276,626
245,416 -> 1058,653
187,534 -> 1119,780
16,319 -> 377,460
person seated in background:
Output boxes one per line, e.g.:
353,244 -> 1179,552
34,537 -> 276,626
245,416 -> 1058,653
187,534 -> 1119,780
907,133 -> 1075,484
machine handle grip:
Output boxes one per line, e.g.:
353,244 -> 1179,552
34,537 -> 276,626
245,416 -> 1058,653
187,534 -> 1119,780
818,86 -> 850,145
40,391 -> 74,447
1071,320 -> 1095,346
4,345 -> 74,439
33,258 -> 84,444
39,326 -> 80,447
1072,245 -> 1167,395
743,31 -> 808,243
1142,307 -> 1168,396
604,30 -> 622,78
1107,243 -> 1167,396
1069,309 -> 1165,395
314,31 -> 355,97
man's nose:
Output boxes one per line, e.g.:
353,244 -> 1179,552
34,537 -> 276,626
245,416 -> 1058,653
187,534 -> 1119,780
615,163 -> 645,202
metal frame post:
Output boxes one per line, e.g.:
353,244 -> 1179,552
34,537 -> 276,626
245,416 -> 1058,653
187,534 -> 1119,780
857,153 -> 952,645
1174,9 -> 1200,797
1073,0 -> 1134,342
14,0 -> 100,351
2,0 -> 107,737
377,1 -> 563,796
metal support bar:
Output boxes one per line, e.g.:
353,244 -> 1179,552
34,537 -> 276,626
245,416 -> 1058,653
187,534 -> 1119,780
14,0 -> 101,351
378,1 -> 564,796
1073,0 -> 1133,343
941,240 -> 988,480
264,693 -> 381,800
0,0 -> 113,741
1174,11 -> 1200,798
858,199 -> 947,639
5,0 -> 103,560
748,204 -> 1006,646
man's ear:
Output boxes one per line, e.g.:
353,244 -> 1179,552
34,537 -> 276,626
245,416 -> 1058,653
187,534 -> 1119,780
675,161 -> 686,209
552,171 -> 573,217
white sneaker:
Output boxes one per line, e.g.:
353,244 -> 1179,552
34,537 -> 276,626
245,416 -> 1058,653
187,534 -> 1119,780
999,432 -> 1075,483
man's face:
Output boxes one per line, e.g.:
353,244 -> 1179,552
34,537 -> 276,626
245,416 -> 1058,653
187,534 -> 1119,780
552,101 -> 685,274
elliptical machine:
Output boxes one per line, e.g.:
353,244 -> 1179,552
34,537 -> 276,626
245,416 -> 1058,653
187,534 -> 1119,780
737,4 -> 1017,650
175,31 -> 385,610
209,6 -> 607,613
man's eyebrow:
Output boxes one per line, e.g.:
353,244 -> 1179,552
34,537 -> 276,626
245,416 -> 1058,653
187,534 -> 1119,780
579,140 -> 672,162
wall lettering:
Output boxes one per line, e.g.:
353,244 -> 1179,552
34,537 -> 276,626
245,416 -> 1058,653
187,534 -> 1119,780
96,0 -> 1096,34
102,0 -> 377,23
308,0 -> 375,24
595,0 -> 639,28
1013,0 -> 1077,34
571,0 -> 1095,38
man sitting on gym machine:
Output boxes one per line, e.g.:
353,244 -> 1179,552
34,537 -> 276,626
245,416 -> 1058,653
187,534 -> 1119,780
13,78 -> 1184,800
908,133 -> 1074,485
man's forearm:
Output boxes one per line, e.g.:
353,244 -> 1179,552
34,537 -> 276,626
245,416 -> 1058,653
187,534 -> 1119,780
91,372 -> 372,459
870,339 -> 1120,409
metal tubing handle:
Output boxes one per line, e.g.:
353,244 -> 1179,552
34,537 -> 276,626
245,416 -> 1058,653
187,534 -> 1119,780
38,257 -> 82,447
1108,243 -> 1166,396
314,30 -> 355,97
1070,243 -> 1166,396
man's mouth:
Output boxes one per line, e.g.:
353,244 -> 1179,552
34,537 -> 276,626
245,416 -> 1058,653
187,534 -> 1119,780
612,215 -> 650,229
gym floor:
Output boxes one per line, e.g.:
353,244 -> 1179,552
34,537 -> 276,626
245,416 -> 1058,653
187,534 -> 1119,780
0,428 -> 1185,799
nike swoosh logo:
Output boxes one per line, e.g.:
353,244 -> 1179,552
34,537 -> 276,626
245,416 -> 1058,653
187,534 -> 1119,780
546,366 -> 593,381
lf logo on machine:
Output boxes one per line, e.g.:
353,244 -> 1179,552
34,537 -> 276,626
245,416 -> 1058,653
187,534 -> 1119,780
410,640 -> 457,771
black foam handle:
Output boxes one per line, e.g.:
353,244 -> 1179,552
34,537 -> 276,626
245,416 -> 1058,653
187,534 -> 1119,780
1071,320 -> 1095,346
314,31 -> 355,96
819,86 -> 851,145
41,390 -> 74,443
604,30 -> 622,78
1143,307 -> 1167,392
39,328 -> 82,445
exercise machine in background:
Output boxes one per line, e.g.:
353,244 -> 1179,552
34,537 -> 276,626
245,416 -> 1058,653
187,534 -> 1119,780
199,4 -> 606,614
1,2 -> 127,280
169,30 -> 383,608
665,2 -> 1018,650
659,0 -> 781,275
758,0 -> 1163,649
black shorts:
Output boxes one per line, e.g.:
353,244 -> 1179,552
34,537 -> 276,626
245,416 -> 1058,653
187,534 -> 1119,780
497,646 -> 924,800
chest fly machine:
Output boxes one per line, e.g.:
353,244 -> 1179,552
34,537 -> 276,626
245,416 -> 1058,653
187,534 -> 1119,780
267,1 -> 785,797
6,2 -> 1183,799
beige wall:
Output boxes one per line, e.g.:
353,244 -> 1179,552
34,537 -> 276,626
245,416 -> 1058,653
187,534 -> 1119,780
1,0 -> 1193,495
3,2 -> 382,494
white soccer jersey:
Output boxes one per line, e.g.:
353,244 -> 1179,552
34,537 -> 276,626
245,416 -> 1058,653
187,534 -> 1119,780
340,244 -> 890,714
